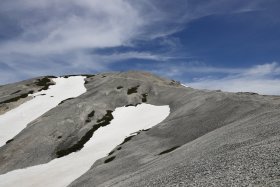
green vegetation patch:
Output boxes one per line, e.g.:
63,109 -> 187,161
56,110 -> 113,158
104,156 -> 116,163
83,74 -> 95,78
35,77 -> 56,91
125,103 -> 140,107
169,80 -> 181,86
142,93 -> 148,102
0,90 -> 34,105
108,150 -> 115,156
96,110 -> 113,124
85,110 -> 95,123
58,98 -> 74,105
127,85 -> 140,95
120,135 -> 136,146
11,90 -> 21,95
6,139 -> 14,144
158,146 -> 180,155
237,92 -> 258,95
118,128 -> 150,147
63,74 -> 95,78
108,146 -> 122,156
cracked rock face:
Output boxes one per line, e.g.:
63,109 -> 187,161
0,76 -> 56,115
1,71 -> 280,187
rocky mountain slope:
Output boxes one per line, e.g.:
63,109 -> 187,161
0,71 -> 279,186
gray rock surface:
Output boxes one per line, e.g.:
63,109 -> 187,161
0,71 -> 279,187
0,76 -> 56,115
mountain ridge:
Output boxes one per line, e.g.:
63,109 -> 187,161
0,71 -> 279,186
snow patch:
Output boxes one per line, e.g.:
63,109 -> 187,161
0,76 -> 86,147
0,104 -> 170,187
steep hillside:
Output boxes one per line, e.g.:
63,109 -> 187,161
0,71 -> 279,187
0,76 -> 56,115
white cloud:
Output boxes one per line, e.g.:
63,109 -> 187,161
244,62 -> 280,76
188,77 -> 280,95
0,0 -> 265,56
90,52 -> 175,63
0,0 -> 143,55
151,62 -> 245,77
187,62 -> 280,95
0,0 -> 271,84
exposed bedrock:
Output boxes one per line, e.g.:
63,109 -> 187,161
0,71 -> 280,187
0,76 -> 56,115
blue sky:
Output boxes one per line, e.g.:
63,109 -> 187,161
0,0 -> 280,95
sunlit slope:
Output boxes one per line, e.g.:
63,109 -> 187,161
0,71 -> 279,187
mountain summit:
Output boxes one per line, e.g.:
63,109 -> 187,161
0,71 -> 279,187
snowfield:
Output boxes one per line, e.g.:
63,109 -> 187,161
0,76 -> 86,147
181,83 -> 188,88
0,104 -> 170,187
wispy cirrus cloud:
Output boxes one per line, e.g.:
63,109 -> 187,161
0,0 -> 143,55
0,0 -> 274,84
186,62 -> 280,95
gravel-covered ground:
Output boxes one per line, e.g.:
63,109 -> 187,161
0,71 -> 279,186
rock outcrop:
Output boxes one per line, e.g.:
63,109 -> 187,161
0,71 -> 279,186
